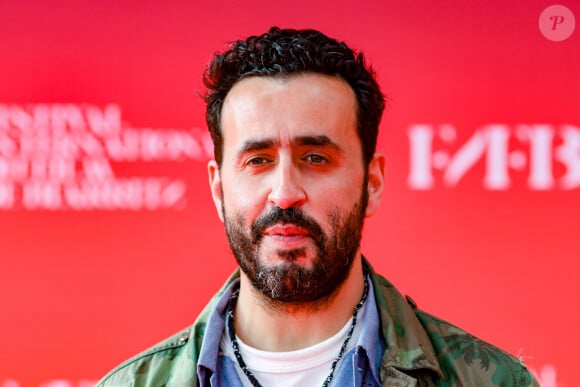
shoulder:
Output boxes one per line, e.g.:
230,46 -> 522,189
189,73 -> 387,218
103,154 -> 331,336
415,309 -> 539,386
414,305 -> 538,386
96,326 -> 195,387
365,261 -> 537,386
97,271 -> 240,386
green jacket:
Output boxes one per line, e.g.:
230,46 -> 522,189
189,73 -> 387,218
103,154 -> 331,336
98,261 -> 539,386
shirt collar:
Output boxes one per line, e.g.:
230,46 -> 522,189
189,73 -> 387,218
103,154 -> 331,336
197,276 -> 240,384
196,270 -> 387,385
354,273 -> 386,385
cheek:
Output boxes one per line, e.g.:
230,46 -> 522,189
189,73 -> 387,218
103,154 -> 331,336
310,172 -> 364,203
310,182 -> 364,223
322,191 -> 346,201
221,179 -> 266,220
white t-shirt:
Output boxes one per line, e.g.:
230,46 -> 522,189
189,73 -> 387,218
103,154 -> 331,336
220,303 -> 365,387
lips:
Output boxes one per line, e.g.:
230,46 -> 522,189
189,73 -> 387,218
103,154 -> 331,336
250,207 -> 323,247
263,224 -> 310,237
261,224 -> 312,247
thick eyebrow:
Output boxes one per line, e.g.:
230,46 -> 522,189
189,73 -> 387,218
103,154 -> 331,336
236,135 -> 344,160
294,135 -> 343,153
237,139 -> 278,159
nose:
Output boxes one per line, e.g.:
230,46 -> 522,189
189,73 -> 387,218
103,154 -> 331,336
267,158 -> 306,209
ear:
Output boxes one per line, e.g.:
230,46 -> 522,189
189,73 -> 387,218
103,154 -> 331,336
365,152 -> 385,217
208,160 -> 225,222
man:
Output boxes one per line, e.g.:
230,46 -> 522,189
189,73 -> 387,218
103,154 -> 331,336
98,27 -> 538,386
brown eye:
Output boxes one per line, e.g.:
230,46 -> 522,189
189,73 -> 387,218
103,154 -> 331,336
247,156 -> 271,166
305,154 -> 328,165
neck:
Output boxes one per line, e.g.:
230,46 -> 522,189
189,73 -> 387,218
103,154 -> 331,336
233,255 -> 365,352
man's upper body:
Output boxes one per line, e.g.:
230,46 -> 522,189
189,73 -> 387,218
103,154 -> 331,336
98,27 -> 539,386
98,260 -> 537,387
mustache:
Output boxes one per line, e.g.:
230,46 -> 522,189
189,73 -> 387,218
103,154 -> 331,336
251,207 -> 324,246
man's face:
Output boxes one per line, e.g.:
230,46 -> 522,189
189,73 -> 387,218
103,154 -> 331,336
208,73 -> 384,304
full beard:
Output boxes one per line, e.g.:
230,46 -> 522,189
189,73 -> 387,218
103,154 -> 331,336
223,189 -> 368,305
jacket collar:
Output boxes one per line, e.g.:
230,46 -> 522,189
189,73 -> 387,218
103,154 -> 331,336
363,258 -> 443,381
170,260 -> 443,385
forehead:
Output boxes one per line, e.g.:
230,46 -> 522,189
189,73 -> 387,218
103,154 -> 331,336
220,73 -> 359,154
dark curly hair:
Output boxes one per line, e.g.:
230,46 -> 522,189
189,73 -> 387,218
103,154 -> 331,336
203,26 -> 385,166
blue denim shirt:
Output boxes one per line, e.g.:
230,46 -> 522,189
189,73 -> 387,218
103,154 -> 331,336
197,276 -> 385,387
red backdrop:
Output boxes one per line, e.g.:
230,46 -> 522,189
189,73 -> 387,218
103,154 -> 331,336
0,1 -> 578,386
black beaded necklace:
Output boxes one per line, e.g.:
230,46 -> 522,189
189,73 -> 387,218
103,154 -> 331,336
225,276 -> 369,387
